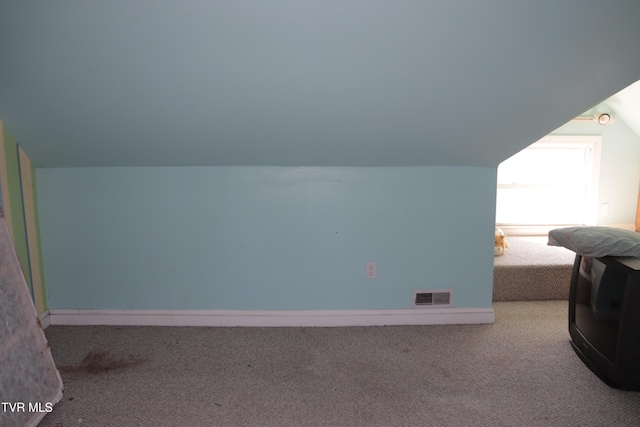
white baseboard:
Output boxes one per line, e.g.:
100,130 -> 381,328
47,307 -> 495,327
39,310 -> 51,329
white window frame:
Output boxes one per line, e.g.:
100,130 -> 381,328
496,135 -> 601,235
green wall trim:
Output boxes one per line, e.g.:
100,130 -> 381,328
2,127 -> 32,295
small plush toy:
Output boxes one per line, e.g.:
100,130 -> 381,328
494,227 -> 509,256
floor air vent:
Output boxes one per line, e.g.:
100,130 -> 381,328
414,289 -> 452,307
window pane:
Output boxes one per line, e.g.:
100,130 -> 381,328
498,146 -> 587,185
496,137 -> 598,227
496,186 -> 586,225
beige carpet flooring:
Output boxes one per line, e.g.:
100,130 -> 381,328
493,236 -> 575,301
493,236 -> 575,266
39,301 -> 640,427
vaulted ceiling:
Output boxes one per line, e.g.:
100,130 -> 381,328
603,80 -> 640,137
2,1 -> 640,168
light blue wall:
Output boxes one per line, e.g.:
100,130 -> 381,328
550,109 -> 640,226
36,166 -> 496,311
6,2 -> 640,169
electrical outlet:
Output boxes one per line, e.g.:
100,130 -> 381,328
601,203 -> 609,215
366,262 -> 376,279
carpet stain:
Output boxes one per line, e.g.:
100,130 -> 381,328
60,351 -> 144,374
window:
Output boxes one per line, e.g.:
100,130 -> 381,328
496,136 -> 601,232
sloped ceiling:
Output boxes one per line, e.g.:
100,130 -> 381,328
2,1 -> 640,168
604,81 -> 640,137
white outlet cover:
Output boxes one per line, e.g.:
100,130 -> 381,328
366,262 -> 376,279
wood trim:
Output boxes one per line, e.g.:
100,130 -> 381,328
636,187 -> 640,232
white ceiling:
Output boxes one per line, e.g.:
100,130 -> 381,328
2,1 -> 640,168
